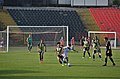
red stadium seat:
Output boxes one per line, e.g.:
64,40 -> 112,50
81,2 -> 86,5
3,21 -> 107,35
89,8 -> 120,42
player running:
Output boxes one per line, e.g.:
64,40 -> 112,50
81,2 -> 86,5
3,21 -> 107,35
61,44 -> 71,67
37,39 -> 46,63
92,36 -> 102,61
82,37 -> 91,58
56,42 -> 64,64
26,34 -> 32,53
103,37 -> 115,66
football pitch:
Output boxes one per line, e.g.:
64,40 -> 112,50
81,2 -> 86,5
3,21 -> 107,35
0,46 -> 120,79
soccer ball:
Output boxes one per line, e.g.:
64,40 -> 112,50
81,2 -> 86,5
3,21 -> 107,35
68,63 -> 71,67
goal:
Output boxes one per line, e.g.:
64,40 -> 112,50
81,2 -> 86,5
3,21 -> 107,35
7,26 -> 68,52
88,31 -> 117,48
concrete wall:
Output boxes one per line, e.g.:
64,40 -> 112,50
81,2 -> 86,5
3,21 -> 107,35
71,0 -> 109,6
58,0 -> 71,5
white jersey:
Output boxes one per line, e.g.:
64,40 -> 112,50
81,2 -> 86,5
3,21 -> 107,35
62,46 -> 70,58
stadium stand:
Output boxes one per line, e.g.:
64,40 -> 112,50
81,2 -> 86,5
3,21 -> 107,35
6,7 -> 86,42
89,8 -> 120,42
0,9 -> 16,31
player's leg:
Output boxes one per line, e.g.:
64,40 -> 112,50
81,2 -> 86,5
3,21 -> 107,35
41,51 -> 44,62
87,47 -> 91,58
57,56 -> 60,64
65,57 -> 71,67
29,44 -> 32,51
109,56 -> 115,66
93,50 -> 96,61
72,49 -> 79,53
97,48 -> 102,60
63,57 -> 68,64
27,44 -> 30,51
98,53 -> 102,60
28,43 -> 32,52
39,52 -> 42,62
61,56 -> 64,66
103,56 -> 108,66
82,48 -> 86,58
39,51 -> 43,63
57,55 -> 63,64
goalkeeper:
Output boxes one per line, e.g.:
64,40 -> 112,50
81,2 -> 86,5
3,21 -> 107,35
26,34 -> 32,52
37,39 -> 46,63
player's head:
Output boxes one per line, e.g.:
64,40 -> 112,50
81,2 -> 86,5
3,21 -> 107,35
29,34 -> 30,37
57,42 -> 60,47
61,37 -> 63,39
84,37 -> 87,41
68,44 -> 71,47
69,44 -> 71,46
104,37 -> 108,41
40,39 -> 43,43
82,36 -> 84,38
66,44 -> 71,50
72,37 -> 74,39
95,36 -> 97,39
92,38 -> 95,42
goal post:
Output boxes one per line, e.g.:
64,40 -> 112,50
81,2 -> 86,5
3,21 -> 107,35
88,31 -> 117,48
7,26 -> 69,52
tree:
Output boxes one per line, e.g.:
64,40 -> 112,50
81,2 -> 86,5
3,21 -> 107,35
113,0 -> 120,6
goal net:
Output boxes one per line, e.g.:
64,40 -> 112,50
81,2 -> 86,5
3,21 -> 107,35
7,26 -> 68,52
88,31 -> 116,48
0,31 -> 7,52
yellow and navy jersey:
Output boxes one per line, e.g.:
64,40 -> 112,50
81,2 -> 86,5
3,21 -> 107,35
92,42 -> 97,50
83,40 -> 89,48
106,40 -> 111,50
56,47 -> 62,55
38,43 -> 46,51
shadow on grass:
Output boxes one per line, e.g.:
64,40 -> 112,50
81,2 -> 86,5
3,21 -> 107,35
71,64 -> 120,67
0,76 -> 119,79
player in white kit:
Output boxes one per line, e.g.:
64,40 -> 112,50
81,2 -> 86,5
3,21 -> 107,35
61,44 -> 71,67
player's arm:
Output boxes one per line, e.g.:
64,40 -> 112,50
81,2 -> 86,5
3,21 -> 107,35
55,49 -> 58,55
44,44 -> 46,52
60,47 -> 64,55
107,41 -> 111,53
37,43 -> 41,52
26,38 -> 28,44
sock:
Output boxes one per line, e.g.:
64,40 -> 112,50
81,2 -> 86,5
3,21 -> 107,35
105,57 -> 107,65
83,51 -> 85,57
66,57 -> 69,64
93,54 -> 95,59
88,52 -> 91,57
99,55 -> 102,59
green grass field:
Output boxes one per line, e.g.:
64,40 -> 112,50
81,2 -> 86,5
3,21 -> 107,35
0,46 -> 120,79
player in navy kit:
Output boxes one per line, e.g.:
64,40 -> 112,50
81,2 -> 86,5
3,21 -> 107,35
103,37 -> 115,66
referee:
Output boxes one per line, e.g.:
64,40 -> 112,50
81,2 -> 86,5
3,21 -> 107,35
103,37 -> 115,66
